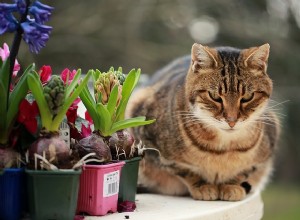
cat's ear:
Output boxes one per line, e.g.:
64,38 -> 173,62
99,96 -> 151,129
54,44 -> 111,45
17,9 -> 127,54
242,43 -> 270,73
191,43 -> 219,73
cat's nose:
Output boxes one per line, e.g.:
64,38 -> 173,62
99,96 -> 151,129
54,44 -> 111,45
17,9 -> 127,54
226,117 -> 237,128
228,121 -> 236,128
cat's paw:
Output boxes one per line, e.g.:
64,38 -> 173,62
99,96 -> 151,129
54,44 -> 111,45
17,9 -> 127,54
219,184 -> 246,201
190,184 -> 219,201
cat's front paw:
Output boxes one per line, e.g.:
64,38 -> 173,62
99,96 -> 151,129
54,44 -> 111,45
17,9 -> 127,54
219,184 -> 246,201
190,184 -> 219,201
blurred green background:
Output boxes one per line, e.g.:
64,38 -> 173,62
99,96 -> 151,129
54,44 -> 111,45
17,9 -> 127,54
2,0 -> 300,219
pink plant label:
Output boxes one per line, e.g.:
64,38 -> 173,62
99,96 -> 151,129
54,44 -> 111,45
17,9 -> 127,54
103,170 -> 120,197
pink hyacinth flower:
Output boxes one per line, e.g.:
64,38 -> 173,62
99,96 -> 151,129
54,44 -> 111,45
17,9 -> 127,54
61,68 -> 77,85
0,43 -> 10,61
0,43 -> 20,77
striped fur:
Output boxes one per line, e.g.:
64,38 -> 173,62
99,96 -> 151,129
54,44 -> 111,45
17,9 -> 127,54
127,43 -> 279,201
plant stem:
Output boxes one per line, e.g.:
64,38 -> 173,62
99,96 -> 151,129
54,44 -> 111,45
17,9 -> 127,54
7,0 -> 31,109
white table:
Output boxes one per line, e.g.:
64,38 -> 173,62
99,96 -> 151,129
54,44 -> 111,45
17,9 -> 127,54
85,190 -> 263,220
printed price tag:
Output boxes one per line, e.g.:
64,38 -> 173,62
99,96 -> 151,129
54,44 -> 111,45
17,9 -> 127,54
103,171 -> 120,197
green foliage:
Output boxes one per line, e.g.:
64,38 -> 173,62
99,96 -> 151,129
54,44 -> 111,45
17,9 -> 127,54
79,68 -> 155,137
0,59 -> 35,145
27,69 -> 92,132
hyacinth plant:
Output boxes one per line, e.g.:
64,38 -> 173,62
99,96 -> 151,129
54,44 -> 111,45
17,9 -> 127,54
77,67 -> 155,162
26,69 -> 93,169
0,0 -> 52,169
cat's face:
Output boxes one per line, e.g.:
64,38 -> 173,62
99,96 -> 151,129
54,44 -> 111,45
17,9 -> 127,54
186,44 -> 273,132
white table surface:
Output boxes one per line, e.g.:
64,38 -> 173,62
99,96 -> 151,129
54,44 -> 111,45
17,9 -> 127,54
85,190 -> 263,220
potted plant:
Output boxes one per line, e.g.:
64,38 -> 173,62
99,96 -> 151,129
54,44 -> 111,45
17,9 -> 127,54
76,67 -> 155,216
0,1 -> 93,219
24,65 -> 93,220
0,0 -> 52,218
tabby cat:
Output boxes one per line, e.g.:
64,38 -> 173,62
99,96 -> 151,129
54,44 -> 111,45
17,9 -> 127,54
127,43 -> 279,201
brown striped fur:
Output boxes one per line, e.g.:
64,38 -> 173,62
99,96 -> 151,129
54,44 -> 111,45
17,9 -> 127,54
127,43 -> 279,201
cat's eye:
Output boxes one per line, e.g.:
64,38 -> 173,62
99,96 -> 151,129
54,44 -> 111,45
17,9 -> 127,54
208,91 -> 222,103
241,93 -> 254,103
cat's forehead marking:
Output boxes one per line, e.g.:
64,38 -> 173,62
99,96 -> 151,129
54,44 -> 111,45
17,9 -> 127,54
216,48 -> 242,93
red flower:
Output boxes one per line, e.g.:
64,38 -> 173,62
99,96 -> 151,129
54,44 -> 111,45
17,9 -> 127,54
81,123 -> 92,138
17,99 -> 39,134
61,68 -> 76,85
66,106 -> 78,124
38,65 -> 52,83
85,111 -> 93,124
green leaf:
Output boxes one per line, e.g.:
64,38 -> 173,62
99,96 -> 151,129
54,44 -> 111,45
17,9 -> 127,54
96,103 -> 112,136
7,63 -> 35,131
0,60 -> 10,122
0,81 -> 8,144
106,85 -> 118,118
79,84 -> 101,130
27,71 -> 53,130
111,117 -> 155,134
51,70 -> 92,131
0,81 -> 6,131
93,69 -> 101,82
115,69 -> 141,121
96,92 -> 102,104
0,59 -> 10,96
65,69 -> 82,98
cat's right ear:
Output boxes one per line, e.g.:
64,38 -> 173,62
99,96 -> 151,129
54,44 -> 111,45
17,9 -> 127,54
191,43 -> 219,73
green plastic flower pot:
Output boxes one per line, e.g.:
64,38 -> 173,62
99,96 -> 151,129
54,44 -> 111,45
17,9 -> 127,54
118,157 -> 141,202
26,169 -> 81,220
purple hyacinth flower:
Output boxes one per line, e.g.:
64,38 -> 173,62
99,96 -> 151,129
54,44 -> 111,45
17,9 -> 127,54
0,11 -> 18,34
14,0 -> 27,14
29,1 -> 54,24
31,1 -> 54,12
21,18 -> 52,54
0,3 -> 18,13
0,1 -> 25,35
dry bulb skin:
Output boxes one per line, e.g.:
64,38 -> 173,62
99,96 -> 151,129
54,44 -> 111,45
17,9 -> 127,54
0,147 -> 21,169
74,132 -> 112,163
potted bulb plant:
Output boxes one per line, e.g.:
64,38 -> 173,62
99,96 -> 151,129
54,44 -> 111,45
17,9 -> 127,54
0,0 -> 53,218
0,0 -> 90,219
0,43 -> 34,220
25,67 -> 92,220
76,67 -> 155,216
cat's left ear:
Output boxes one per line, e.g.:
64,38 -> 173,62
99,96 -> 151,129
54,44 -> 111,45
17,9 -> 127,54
242,43 -> 270,73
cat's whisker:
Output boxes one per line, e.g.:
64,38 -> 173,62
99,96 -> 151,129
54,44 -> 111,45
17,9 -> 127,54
266,100 -> 290,110
247,119 -> 281,128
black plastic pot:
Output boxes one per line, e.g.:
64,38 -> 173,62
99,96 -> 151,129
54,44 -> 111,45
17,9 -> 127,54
118,157 -> 141,202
